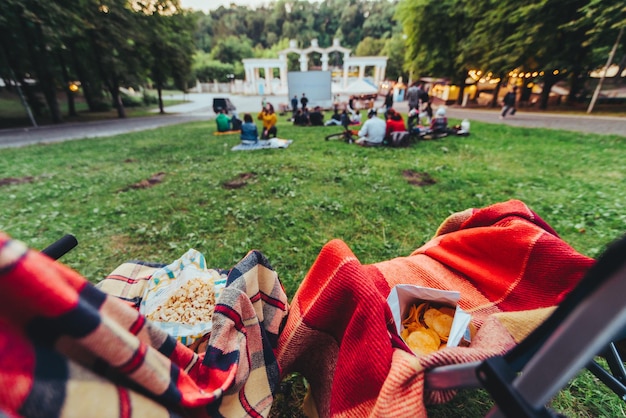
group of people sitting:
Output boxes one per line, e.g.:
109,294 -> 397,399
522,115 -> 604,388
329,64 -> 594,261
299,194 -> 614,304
217,99 -> 455,147
215,102 -> 279,145
355,106 -> 449,147
215,109 -> 243,133
293,106 -> 325,126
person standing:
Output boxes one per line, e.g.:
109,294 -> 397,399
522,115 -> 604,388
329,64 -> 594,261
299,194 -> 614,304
300,93 -> 309,111
356,109 -> 386,147
418,83 -> 430,112
500,86 -> 518,119
257,102 -> 278,139
406,82 -> 420,112
384,90 -> 394,118
291,95 -> 298,118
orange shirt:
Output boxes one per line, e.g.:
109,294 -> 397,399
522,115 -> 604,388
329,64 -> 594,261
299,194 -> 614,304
257,111 -> 277,130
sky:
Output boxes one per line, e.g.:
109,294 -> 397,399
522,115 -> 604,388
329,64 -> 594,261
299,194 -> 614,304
180,0 -> 269,13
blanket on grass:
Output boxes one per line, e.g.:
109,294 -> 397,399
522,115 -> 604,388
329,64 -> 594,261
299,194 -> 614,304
0,236 -> 289,418
231,138 -> 293,151
276,199 -> 595,417
214,129 -> 241,135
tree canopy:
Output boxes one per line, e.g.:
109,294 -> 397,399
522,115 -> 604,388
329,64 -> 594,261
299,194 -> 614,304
0,0 -> 623,123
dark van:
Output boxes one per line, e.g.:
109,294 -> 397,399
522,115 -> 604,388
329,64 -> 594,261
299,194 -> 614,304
213,97 -> 236,114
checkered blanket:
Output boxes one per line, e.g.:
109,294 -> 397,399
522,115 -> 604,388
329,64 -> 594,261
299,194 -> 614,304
276,199 -> 595,417
0,236 -> 288,417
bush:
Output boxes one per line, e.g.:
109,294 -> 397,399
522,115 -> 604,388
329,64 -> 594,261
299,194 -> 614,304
142,92 -> 158,105
90,100 -> 112,112
120,91 -> 143,107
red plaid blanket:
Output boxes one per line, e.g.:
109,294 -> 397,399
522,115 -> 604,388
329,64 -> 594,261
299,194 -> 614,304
276,199 -> 595,417
0,236 -> 288,417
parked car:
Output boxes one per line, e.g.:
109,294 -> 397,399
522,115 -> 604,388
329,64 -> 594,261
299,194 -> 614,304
213,97 -> 236,114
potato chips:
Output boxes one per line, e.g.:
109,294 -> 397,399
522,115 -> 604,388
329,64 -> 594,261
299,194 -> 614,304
401,302 -> 456,356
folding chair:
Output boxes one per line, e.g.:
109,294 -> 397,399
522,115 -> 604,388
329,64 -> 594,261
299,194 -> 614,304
425,234 -> 626,417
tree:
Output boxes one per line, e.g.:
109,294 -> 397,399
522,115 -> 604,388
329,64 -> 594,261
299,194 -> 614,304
362,0 -> 399,40
137,0 -> 197,114
0,0 -> 76,123
87,0 -> 148,118
397,0 -> 471,104
572,0 -> 626,112
381,34 -> 408,82
211,35 -> 254,64
355,37 -> 385,56
338,3 -> 366,48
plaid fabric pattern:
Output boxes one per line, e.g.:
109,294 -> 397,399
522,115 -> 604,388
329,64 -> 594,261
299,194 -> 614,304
0,236 -> 288,418
276,199 -> 595,417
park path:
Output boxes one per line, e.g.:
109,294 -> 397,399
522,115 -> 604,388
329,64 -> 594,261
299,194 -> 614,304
0,93 -> 623,149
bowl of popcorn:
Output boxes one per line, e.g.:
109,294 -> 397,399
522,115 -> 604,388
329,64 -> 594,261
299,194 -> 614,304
140,249 -> 228,345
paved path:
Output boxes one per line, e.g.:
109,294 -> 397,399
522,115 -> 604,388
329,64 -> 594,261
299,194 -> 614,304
0,93 -> 623,148
390,100 -> 625,137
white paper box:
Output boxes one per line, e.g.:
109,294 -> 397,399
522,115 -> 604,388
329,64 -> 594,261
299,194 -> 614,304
387,284 -> 472,348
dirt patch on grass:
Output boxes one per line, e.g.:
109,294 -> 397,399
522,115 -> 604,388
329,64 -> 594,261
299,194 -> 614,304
223,172 -> 255,189
0,176 -> 35,187
402,170 -> 436,186
119,172 -> 166,192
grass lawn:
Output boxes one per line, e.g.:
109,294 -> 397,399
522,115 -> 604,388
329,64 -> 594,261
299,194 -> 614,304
1,114 -> 625,417
0,89 -> 187,129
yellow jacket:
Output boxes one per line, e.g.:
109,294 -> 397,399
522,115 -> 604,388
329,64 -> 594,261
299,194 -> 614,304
257,111 -> 277,130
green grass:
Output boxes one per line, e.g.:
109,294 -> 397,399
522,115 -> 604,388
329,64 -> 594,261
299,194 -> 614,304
1,115 -> 625,417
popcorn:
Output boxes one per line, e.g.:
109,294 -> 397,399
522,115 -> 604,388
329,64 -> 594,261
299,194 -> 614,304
145,277 -> 216,325
139,249 -> 229,346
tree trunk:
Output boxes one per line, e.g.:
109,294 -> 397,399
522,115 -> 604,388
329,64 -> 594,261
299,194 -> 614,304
58,52 -> 76,117
615,55 -> 626,85
455,73 -> 466,106
33,23 -> 62,123
109,78 -> 126,119
69,41 -> 97,111
19,17 -> 62,122
490,76 -> 504,108
157,85 -> 164,114
567,70 -> 583,104
539,75 -> 556,110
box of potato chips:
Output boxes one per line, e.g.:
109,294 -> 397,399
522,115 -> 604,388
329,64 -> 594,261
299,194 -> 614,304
387,284 -> 473,357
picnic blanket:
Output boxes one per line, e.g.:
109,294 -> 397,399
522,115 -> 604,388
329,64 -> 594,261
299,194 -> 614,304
0,236 -> 289,417
214,129 -> 241,135
276,199 -> 595,417
231,138 -> 293,151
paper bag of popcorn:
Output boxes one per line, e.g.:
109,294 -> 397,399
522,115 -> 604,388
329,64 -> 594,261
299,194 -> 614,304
140,249 -> 227,345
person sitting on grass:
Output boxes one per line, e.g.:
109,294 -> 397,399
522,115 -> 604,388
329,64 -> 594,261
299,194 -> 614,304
293,109 -> 309,126
309,106 -> 325,126
240,113 -> 259,145
384,108 -> 406,139
230,112 -> 243,131
215,109 -> 231,132
325,108 -> 343,126
350,110 -> 362,125
257,103 -> 278,139
355,109 -> 386,147
429,106 -> 449,137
